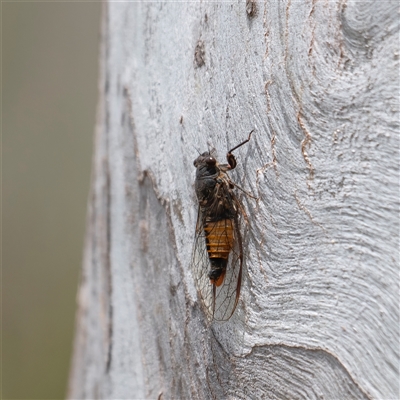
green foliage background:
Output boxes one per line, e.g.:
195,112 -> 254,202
3,3 -> 101,398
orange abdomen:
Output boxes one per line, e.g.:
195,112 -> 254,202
204,219 -> 234,259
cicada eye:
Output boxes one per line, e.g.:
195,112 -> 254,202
206,156 -> 216,166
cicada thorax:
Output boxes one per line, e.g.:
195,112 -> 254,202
203,216 -> 235,286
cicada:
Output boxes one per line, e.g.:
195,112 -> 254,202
191,131 -> 253,321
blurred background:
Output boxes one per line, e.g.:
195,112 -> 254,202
3,3 -> 101,398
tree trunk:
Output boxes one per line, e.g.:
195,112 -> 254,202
68,2 -> 399,399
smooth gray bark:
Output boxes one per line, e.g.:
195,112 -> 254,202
69,1 -> 399,399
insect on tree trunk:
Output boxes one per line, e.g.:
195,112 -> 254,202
68,2 -> 399,399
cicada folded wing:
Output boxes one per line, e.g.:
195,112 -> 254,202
191,207 -> 245,321
191,208 -> 214,316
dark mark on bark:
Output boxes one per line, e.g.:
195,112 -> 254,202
246,0 -> 257,18
194,40 -> 205,68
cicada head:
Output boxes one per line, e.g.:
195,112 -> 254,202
193,152 -> 217,170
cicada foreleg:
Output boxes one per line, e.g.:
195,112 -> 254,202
226,129 -> 254,170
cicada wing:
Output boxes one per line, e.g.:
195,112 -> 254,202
190,207 -> 214,319
191,194 -> 248,322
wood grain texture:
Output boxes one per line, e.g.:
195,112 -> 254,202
69,1 -> 399,399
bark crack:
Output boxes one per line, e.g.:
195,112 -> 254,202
243,342 -> 373,400
105,141 -> 113,374
294,189 -> 325,231
298,110 -> 315,186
